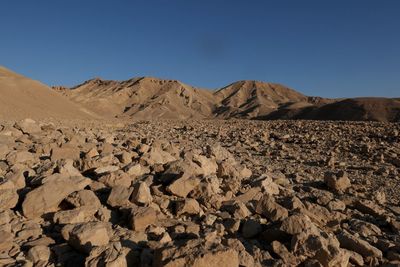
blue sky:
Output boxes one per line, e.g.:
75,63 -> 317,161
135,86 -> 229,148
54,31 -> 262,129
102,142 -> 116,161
1,0 -> 399,97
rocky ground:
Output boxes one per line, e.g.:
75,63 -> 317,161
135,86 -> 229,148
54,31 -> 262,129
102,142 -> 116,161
0,118 -> 400,266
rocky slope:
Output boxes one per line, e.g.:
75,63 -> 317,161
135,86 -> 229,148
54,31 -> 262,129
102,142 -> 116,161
0,118 -> 400,266
62,77 -> 215,119
0,66 -> 96,120
263,97 -> 400,122
57,76 -> 400,122
214,80 -> 309,118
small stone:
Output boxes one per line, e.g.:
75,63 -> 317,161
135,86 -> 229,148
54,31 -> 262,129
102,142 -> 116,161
131,182 -> 153,205
167,176 -> 200,198
255,194 -> 288,222
27,246 -> 51,265
176,198 -> 201,215
130,207 -> 157,231
0,188 -> 18,209
324,171 -> 351,193
242,219 -> 263,238
51,146 -> 81,161
107,185 -> 133,207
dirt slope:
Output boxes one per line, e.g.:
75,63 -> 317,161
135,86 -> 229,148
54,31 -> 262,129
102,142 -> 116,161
0,66 -> 96,120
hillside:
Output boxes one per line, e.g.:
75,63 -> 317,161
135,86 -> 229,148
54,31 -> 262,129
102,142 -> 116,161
63,77 -> 215,119
0,66 -> 394,122
0,66 -> 95,120
214,80 -> 309,118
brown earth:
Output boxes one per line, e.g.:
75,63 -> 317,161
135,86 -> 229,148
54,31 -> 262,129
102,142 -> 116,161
0,66 -> 97,120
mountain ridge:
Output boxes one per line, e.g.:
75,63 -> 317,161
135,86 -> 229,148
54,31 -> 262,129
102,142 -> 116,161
1,66 -> 399,122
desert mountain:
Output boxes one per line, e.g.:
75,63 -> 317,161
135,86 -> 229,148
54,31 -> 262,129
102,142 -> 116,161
62,77 -> 215,119
1,66 -> 397,122
0,66 -> 95,120
261,97 -> 400,122
56,76 -> 400,122
214,80 -> 309,118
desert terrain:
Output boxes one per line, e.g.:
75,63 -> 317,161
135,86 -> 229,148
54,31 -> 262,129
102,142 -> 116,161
0,67 -> 400,266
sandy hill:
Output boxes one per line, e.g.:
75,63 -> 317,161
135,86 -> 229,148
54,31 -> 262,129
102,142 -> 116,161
64,77 -> 216,119
213,80 -> 309,118
0,66 -> 95,120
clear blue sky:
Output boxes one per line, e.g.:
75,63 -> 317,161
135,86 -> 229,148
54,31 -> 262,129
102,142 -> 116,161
1,0 -> 399,97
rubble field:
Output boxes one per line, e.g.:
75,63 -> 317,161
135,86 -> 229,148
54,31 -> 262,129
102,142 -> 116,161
0,118 -> 400,266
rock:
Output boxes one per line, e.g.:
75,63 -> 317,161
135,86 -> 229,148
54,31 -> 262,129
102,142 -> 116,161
348,219 -> 382,237
141,146 -> 176,165
5,168 -> 27,189
355,199 -> 385,217
0,187 -> 19,209
345,249 -> 364,266
57,159 -> 81,176
153,241 -> 239,267
130,182 -> 153,205
51,146 -> 81,161
130,207 -> 157,231
53,206 -> 97,224
26,245 -> 51,266
258,176 -> 280,195
324,170 -> 351,193
107,185 -> 133,207
271,241 -> 298,265
6,151 -> 35,165
116,151 -> 133,164
221,200 -> 251,219
85,242 -> 127,267
255,194 -> 288,222
327,199 -> 346,211
14,119 -> 41,135
233,187 -> 262,203
94,165 -> 119,175
85,147 -> 99,158
123,163 -> 149,177
337,230 -> 383,258
99,170 -> 133,187
292,230 -> 350,267
242,219 -> 263,238
65,190 -> 101,208
176,198 -> 201,215
280,213 -> 317,235
22,175 -> 91,218
192,154 -> 218,176
0,144 -> 9,160
62,222 -> 110,253
0,231 -> 13,252
167,176 -> 201,198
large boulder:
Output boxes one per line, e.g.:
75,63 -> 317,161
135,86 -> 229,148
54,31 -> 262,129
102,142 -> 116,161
22,175 -> 91,218
62,222 -> 110,253
153,240 -> 239,267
